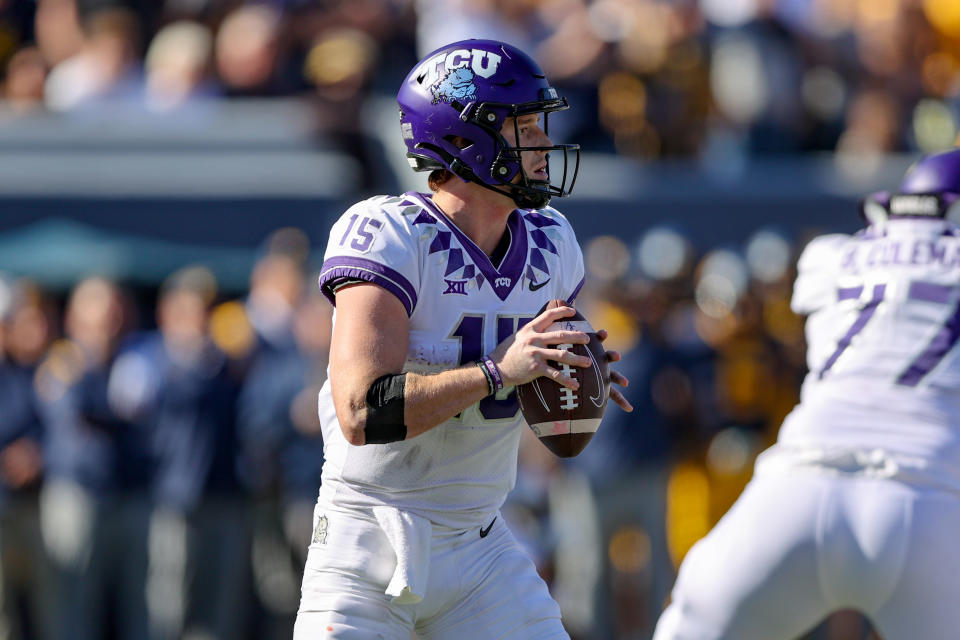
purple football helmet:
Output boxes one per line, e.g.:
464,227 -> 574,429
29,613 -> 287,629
397,39 -> 580,209
887,148 -> 960,219
900,148 -> 960,196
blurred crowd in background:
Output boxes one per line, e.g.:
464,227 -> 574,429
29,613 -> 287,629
0,227 -> 332,640
0,0 -> 944,639
2,0 -> 960,164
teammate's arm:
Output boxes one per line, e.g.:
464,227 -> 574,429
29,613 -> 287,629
329,283 -> 591,445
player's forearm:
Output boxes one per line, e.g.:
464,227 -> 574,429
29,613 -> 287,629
333,363 -> 493,445
402,365 -> 492,438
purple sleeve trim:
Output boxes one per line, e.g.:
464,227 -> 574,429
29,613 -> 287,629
319,256 -> 417,316
566,277 -> 585,304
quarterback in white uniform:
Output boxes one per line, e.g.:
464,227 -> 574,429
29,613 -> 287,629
293,39 -> 631,639
653,148 -> 960,640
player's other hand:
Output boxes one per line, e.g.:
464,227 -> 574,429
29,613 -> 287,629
596,328 -> 633,412
489,304 -> 591,391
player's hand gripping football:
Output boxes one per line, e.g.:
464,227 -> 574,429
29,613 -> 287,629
489,304 -> 590,390
488,304 -> 633,412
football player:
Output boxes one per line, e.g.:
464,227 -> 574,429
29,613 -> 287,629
293,39 -> 632,639
653,148 -> 960,640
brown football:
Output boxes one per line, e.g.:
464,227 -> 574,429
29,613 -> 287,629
516,299 -> 610,458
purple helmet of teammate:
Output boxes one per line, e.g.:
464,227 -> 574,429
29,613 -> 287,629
860,148 -> 960,223
900,147 -> 960,196
892,148 -> 960,219
397,39 -> 580,209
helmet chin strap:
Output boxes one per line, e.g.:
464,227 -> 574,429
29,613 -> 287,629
446,157 -> 552,209
511,181 -> 551,209
476,175 -> 551,210
415,142 -> 553,209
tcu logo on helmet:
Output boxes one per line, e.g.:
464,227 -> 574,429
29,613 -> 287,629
416,48 -> 503,103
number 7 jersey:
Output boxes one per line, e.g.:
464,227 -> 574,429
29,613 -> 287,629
777,217 -> 960,490
315,192 -> 585,528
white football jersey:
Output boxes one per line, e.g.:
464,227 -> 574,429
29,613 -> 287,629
776,217 -> 960,490
316,192 -> 585,529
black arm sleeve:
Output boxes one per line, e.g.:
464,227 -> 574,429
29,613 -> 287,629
363,373 -> 407,444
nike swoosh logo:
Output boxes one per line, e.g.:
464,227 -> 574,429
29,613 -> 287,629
529,278 -> 550,292
479,516 -> 497,538
588,349 -> 605,408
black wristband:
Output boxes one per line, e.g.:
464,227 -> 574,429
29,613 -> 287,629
476,360 -> 495,396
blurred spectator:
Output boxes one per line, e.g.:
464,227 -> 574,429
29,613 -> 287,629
285,281 -> 331,530
35,277 -> 148,640
236,230 -> 329,639
33,0 -> 83,70
303,26 -> 386,187
744,228 -> 806,370
834,88 -> 903,180
44,6 -> 142,112
214,5 -> 287,97
144,19 -> 215,112
0,276 -> 54,640
414,0 -> 545,58
2,46 -> 47,112
110,266 -> 248,640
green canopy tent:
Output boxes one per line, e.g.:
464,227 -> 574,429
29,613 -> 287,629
0,218 -> 257,292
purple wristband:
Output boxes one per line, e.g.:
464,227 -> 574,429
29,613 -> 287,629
476,360 -> 495,396
481,356 -> 504,392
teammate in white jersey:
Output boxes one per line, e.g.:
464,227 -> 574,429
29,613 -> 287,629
293,39 -> 631,639
653,148 -> 960,640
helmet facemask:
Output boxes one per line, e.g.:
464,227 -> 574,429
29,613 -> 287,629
481,93 -> 580,209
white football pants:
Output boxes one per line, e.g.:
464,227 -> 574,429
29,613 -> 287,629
653,466 -> 960,640
293,500 -> 567,639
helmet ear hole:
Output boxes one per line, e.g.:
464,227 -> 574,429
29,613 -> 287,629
443,135 -> 474,150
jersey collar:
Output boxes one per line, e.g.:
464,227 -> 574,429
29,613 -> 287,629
407,192 -> 528,301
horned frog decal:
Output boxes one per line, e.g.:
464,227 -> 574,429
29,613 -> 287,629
312,514 -> 328,545
432,68 -> 477,104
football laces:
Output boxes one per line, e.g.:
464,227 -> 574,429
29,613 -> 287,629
557,343 -> 579,410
